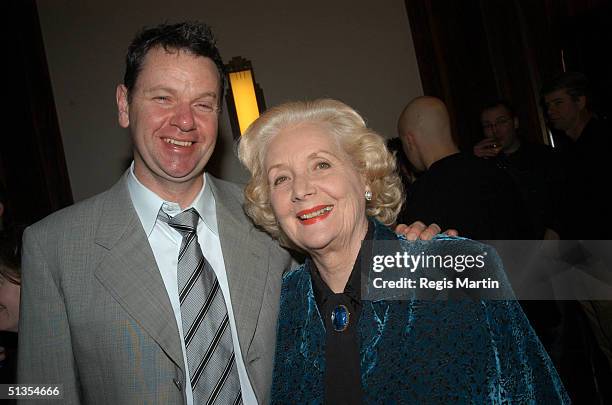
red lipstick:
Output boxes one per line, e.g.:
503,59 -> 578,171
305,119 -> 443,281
296,205 -> 334,225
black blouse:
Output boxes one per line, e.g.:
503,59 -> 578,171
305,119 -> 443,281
309,224 -> 373,404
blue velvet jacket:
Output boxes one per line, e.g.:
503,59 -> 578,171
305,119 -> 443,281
271,220 -> 569,404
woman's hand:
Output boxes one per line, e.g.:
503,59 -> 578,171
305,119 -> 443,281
395,221 -> 458,240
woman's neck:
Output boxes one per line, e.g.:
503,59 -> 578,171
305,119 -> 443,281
310,218 -> 369,293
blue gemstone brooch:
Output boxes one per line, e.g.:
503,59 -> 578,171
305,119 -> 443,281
331,304 -> 350,332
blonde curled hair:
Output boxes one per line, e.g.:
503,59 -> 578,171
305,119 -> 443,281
238,98 -> 403,248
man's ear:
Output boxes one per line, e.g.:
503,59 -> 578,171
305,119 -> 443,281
513,117 -> 519,130
116,84 -> 130,128
404,131 -> 417,146
576,95 -> 587,111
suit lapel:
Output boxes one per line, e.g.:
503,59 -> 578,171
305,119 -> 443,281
208,177 -> 271,359
93,174 -> 184,368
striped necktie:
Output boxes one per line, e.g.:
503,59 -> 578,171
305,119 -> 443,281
159,208 -> 242,405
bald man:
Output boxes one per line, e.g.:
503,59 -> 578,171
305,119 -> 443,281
397,98 -> 566,381
397,96 -> 534,240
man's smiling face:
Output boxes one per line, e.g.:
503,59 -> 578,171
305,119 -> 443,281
117,46 -> 221,195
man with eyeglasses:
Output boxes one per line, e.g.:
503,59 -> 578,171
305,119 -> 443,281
474,99 -> 596,400
474,100 -> 562,240
475,101 -> 520,159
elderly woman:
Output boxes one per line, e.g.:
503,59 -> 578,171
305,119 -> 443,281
238,99 -> 568,404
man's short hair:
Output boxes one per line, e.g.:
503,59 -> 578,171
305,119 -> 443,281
123,21 -> 226,105
480,99 -> 516,118
541,72 -> 592,105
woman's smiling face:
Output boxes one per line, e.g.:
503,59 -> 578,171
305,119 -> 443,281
264,123 -> 368,254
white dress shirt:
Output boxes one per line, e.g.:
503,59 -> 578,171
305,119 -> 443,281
127,165 -> 257,405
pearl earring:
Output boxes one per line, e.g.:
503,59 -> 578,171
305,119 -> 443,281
365,190 -> 372,201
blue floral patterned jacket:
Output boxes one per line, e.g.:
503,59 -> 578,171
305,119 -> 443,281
270,220 -> 569,404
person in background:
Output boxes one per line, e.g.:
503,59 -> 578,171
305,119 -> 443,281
542,72 -> 612,239
0,183 -> 10,233
474,100 -> 562,239
541,72 -> 612,403
474,99 -> 570,383
0,235 -> 20,333
0,230 -> 21,385
386,137 -> 416,223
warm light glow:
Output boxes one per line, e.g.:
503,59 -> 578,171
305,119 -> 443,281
229,70 -> 260,135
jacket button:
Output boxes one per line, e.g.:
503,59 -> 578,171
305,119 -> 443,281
173,378 -> 183,391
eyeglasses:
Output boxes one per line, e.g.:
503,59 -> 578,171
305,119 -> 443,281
482,116 -> 512,131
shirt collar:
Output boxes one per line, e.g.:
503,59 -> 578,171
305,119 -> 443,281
126,162 -> 218,237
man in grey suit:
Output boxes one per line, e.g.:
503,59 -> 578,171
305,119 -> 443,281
18,21 -> 443,404
18,22 -> 289,404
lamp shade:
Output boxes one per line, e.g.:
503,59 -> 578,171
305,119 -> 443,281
225,57 -> 266,137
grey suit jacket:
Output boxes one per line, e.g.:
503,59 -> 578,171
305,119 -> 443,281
17,173 -> 293,404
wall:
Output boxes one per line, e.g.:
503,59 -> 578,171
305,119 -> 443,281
36,0 -> 423,201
